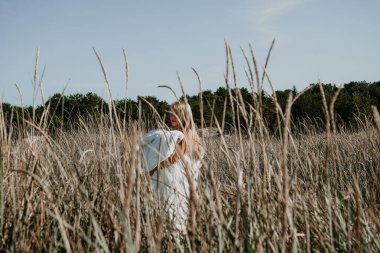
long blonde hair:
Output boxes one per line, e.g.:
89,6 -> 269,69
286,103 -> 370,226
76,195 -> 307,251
170,100 -> 204,159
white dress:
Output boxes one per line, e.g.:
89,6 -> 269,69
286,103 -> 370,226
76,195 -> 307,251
142,129 -> 202,232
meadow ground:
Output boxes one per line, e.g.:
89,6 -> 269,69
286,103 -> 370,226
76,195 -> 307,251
0,111 -> 379,252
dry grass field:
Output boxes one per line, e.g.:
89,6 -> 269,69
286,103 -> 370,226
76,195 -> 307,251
0,104 -> 379,252
1,46 -> 380,252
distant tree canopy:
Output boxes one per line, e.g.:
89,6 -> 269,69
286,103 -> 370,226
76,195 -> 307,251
1,81 -> 379,133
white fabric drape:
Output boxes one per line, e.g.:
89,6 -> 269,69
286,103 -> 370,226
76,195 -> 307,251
142,129 -> 201,232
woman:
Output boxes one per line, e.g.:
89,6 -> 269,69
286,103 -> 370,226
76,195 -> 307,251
142,100 -> 204,233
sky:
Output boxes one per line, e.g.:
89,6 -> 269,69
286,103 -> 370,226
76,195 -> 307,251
1,0 -> 379,106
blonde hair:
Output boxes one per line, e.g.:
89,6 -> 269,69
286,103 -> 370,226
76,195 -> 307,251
170,100 -> 204,159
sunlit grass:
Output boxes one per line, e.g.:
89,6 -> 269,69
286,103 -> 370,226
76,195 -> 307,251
0,43 -> 379,252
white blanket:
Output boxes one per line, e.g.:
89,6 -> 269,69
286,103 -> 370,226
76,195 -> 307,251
142,129 -> 184,172
142,129 -> 201,233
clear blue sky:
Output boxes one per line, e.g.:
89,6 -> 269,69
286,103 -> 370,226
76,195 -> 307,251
1,0 -> 379,106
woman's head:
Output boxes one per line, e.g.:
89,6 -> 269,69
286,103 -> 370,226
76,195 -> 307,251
170,100 -> 204,159
170,100 -> 195,132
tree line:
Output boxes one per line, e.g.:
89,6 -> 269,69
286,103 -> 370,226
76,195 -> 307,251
1,80 -> 379,134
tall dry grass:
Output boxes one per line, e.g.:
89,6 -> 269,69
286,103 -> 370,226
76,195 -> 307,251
0,44 -> 379,252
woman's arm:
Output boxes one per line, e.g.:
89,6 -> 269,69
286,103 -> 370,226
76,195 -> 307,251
149,139 -> 188,176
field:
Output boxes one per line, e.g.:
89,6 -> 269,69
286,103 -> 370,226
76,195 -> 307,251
0,101 -> 379,252
1,47 -> 380,252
